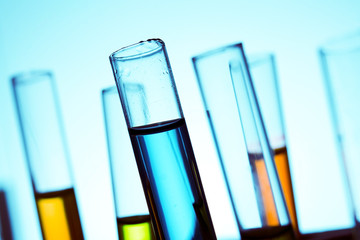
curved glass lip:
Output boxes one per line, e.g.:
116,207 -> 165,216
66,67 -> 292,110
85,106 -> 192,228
11,70 -> 53,86
191,42 -> 243,62
110,38 -> 164,61
319,29 -> 360,55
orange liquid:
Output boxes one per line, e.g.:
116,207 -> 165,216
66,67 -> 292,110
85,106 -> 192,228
254,158 -> 279,226
271,147 -> 356,240
249,153 -> 280,226
35,188 -> 83,240
274,147 -> 298,232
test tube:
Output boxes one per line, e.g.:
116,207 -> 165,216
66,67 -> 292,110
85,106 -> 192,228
12,71 -> 84,240
320,30 -> 360,239
109,39 -> 216,240
192,43 -> 294,239
102,86 -> 155,240
248,54 -> 298,233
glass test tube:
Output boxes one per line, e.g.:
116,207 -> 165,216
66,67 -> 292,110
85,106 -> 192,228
319,30 -> 360,240
192,43 -> 294,239
109,39 -> 216,240
248,54 -> 298,234
12,71 -> 84,240
102,86 -> 155,240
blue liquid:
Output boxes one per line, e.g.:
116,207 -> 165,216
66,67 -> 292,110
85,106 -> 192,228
129,118 -> 216,240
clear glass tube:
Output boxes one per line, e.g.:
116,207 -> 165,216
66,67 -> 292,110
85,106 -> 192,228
319,29 -> 360,239
192,43 -> 294,239
248,54 -> 298,233
102,86 -> 155,240
12,71 -> 84,240
109,39 -> 216,240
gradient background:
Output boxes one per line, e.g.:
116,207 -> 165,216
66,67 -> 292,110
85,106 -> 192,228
0,0 -> 360,239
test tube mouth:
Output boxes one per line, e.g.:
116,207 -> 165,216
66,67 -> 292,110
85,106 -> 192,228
319,29 -> 360,55
11,70 -> 53,86
102,85 -> 117,95
110,38 -> 164,61
247,53 -> 274,67
191,42 -> 243,62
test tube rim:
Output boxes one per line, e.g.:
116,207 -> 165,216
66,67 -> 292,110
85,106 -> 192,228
191,42 -> 243,63
102,85 -> 117,95
11,70 -> 53,86
319,29 -> 360,56
109,38 -> 164,61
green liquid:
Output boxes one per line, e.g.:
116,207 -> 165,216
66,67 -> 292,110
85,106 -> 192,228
117,215 -> 154,240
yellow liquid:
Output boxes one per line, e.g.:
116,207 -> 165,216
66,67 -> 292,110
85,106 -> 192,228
274,147 -> 298,232
35,188 -> 83,240
117,215 -> 154,240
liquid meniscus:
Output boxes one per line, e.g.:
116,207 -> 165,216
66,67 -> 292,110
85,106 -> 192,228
35,188 -> 84,240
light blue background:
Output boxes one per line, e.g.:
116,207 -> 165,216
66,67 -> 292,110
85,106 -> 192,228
0,0 -> 360,239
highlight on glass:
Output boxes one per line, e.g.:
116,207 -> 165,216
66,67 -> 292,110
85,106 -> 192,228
12,71 -> 84,240
319,30 -> 360,238
109,39 -> 217,240
192,43 -> 294,239
102,86 -> 155,240
248,54 -> 298,233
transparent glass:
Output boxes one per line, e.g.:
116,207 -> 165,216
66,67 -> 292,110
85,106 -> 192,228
12,71 -> 84,240
248,54 -> 298,233
320,29 -> 360,239
109,39 -> 216,240
102,86 -> 155,240
192,43 -> 294,239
